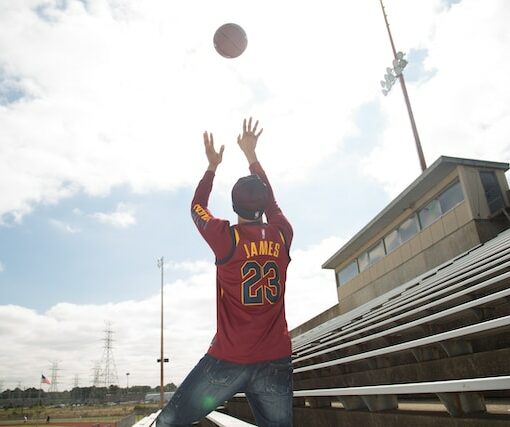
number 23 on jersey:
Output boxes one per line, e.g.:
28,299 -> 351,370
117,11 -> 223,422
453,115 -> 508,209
241,260 -> 282,306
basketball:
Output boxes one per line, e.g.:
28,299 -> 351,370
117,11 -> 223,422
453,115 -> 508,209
213,23 -> 248,59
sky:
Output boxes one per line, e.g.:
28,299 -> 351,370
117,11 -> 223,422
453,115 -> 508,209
1,0 -> 509,391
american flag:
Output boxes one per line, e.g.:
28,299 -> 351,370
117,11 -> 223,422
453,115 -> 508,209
41,374 -> 51,385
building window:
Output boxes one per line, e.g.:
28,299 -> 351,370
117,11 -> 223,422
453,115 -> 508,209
341,180 -> 466,284
384,214 -> 420,255
337,260 -> 359,287
358,252 -> 369,272
480,171 -> 504,214
399,214 -> 420,243
438,181 -> 464,214
419,199 -> 442,229
368,240 -> 385,265
384,229 -> 400,253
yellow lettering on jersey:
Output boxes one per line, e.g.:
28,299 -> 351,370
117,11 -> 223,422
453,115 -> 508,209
268,241 -> 274,256
243,240 -> 281,259
258,240 -> 268,255
250,242 -> 258,258
243,244 -> 251,258
193,204 -> 211,222
274,243 -> 280,257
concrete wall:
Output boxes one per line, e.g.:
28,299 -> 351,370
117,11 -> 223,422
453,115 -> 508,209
333,166 -> 510,314
333,170 -> 461,278
336,195 -> 476,313
338,218 -> 481,314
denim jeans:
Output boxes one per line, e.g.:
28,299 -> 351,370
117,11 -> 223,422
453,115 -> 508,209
155,354 -> 293,427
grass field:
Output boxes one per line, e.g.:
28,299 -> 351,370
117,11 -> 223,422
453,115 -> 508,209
0,403 -> 160,427
0,420 -> 119,427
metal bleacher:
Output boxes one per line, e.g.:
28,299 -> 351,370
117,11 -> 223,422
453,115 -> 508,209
133,409 -> 255,427
225,228 -> 510,426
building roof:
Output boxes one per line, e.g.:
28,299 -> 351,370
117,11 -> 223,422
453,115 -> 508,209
322,156 -> 509,270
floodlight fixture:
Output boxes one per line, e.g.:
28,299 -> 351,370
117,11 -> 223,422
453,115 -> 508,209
378,0 -> 427,172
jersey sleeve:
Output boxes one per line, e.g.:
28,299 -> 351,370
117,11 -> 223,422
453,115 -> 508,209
249,161 -> 294,248
191,170 -> 234,260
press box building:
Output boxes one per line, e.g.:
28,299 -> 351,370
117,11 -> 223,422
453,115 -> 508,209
292,156 -> 510,336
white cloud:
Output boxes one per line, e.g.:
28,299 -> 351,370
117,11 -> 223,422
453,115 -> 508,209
49,218 -> 80,234
0,236 -> 343,389
91,203 -> 136,228
362,0 -> 510,197
286,236 -> 344,330
0,260 -> 4,272
1,0 -> 507,222
0,0 -> 435,221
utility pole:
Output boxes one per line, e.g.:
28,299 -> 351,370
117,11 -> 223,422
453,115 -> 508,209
379,0 -> 427,172
157,257 -> 165,408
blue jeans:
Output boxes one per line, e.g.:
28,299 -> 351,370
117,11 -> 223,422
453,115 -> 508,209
156,354 -> 293,427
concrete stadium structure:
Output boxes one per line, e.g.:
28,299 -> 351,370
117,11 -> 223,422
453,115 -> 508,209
294,156 -> 510,335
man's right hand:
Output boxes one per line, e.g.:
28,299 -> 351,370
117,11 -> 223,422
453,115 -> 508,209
237,117 -> 263,165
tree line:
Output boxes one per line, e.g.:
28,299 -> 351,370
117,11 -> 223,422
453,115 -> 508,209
0,384 -> 177,408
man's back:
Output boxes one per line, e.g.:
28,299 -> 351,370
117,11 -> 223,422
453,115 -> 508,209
210,222 -> 291,363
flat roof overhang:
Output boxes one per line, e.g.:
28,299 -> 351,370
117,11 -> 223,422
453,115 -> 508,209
322,156 -> 509,270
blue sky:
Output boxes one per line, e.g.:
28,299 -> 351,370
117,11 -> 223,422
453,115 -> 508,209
1,113 -> 389,311
1,0 -> 509,391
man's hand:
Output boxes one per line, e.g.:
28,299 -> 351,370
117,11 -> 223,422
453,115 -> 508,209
204,131 -> 224,172
237,117 -> 263,165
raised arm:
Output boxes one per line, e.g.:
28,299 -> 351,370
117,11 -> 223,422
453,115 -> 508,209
237,117 -> 293,246
191,131 -> 232,260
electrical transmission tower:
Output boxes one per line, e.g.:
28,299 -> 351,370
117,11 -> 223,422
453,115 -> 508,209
73,374 -> 80,388
99,322 -> 119,387
92,361 -> 102,387
49,362 -> 60,392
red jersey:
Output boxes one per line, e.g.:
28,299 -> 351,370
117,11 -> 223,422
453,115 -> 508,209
191,161 -> 293,363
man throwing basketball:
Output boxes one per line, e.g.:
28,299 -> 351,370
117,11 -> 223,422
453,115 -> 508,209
156,118 -> 293,426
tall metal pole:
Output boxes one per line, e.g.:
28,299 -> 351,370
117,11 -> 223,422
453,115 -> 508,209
157,256 -> 164,408
379,0 -> 427,172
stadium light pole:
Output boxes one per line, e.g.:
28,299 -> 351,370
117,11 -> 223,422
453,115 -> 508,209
379,0 -> 427,172
157,256 -> 165,408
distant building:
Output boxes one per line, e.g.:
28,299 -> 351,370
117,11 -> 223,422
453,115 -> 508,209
292,156 -> 510,336
144,392 -> 174,403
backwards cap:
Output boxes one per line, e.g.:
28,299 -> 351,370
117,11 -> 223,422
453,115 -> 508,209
231,174 -> 269,220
